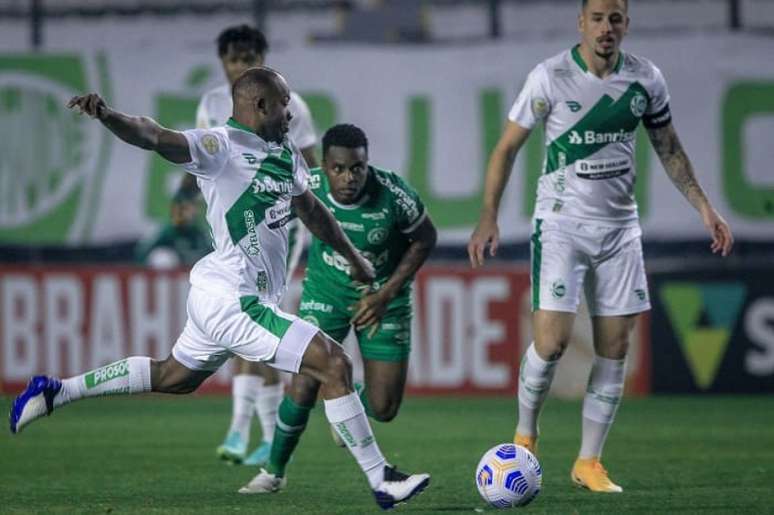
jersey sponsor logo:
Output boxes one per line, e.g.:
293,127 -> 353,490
367,227 -> 388,244
256,271 -> 268,293
566,100 -> 582,112
201,134 -> 220,155
576,157 -> 631,180
265,201 -> 293,229
568,129 -> 635,145
322,249 -> 389,274
252,176 -> 294,195
531,97 -> 550,119
630,93 -> 647,118
299,300 -> 333,313
361,211 -> 387,220
309,174 -> 321,189
243,209 -> 261,255
375,174 -> 420,223
340,221 -> 365,232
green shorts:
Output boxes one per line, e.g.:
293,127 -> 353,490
297,291 -> 411,362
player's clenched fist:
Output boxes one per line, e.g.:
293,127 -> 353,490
67,93 -> 107,119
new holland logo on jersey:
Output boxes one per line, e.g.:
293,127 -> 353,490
566,101 -> 582,112
243,153 -> 258,165
265,201 -> 293,229
252,177 -> 293,195
568,129 -> 635,145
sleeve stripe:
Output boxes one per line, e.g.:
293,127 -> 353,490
400,210 -> 428,234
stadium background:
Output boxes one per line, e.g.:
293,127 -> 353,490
0,2 -> 773,511
2,0 -> 773,398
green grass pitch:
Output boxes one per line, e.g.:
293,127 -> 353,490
1,395 -> 773,513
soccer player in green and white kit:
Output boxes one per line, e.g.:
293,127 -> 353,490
239,123 -> 437,494
10,68 -> 430,510
468,0 -> 733,493
191,25 -> 319,467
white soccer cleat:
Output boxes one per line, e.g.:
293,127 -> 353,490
238,468 -> 287,494
9,376 -> 62,434
372,465 -> 430,510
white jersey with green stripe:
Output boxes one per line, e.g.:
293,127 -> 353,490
509,46 -> 672,226
180,118 -> 309,302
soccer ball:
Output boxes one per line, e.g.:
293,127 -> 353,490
475,443 -> 542,508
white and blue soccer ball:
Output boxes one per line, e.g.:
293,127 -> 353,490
475,443 -> 542,508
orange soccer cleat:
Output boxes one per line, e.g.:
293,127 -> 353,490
571,457 -> 623,493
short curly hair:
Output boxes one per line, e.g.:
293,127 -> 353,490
322,124 -> 369,157
217,25 -> 269,57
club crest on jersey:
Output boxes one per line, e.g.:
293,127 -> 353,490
531,97 -> 550,119
367,227 -> 388,244
630,93 -> 647,118
201,134 -> 220,155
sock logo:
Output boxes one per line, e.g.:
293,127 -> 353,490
660,282 -> 746,389
335,422 -> 357,448
85,359 -> 130,389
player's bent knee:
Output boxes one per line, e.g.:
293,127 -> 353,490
371,401 -> 400,422
326,347 -> 353,383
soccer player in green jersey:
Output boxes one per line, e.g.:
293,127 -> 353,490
239,123 -> 437,494
468,0 -> 733,493
11,68 -> 430,510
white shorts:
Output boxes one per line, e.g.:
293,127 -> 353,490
530,218 -> 650,317
172,286 -> 319,372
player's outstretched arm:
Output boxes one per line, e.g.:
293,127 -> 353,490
67,93 -> 191,164
351,216 -> 437,333
647,122 -> 734,256
468,121 -> 532,268
292,190 -> 375,283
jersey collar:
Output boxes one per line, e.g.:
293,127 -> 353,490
571,44 -> 624,75
226,117 -> 254,134
226,118 -> 286,153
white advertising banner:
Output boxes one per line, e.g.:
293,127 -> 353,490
1,27 -> 772,245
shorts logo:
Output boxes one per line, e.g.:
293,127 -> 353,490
551,280 -> 566,299
201,134 -> 219,155
367,227 -> 388,244
531,97 -> 550,119
630,93 -> 647,118
302,315 -> 320,327
634,288 -> 647,301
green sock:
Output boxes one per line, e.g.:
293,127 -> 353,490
267,396 -> 313,477
355,382 -> 375,419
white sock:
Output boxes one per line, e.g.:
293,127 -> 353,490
324,392 -> 386,489
228,374 -> 262,441
516,343 -> 559,437
255,382 -> 284,443
54,357 -> 152,407
579,355 -> 625,459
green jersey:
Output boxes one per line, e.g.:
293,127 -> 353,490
302,165 -> 427,309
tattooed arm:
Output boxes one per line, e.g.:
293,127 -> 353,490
647,122 -> 734,256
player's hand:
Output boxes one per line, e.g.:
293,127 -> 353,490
467,216 -> 499,268
350,289 -> 391,337
348,251 -> 376,284
700,205 -> 734,257
67,93 -> 107,119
